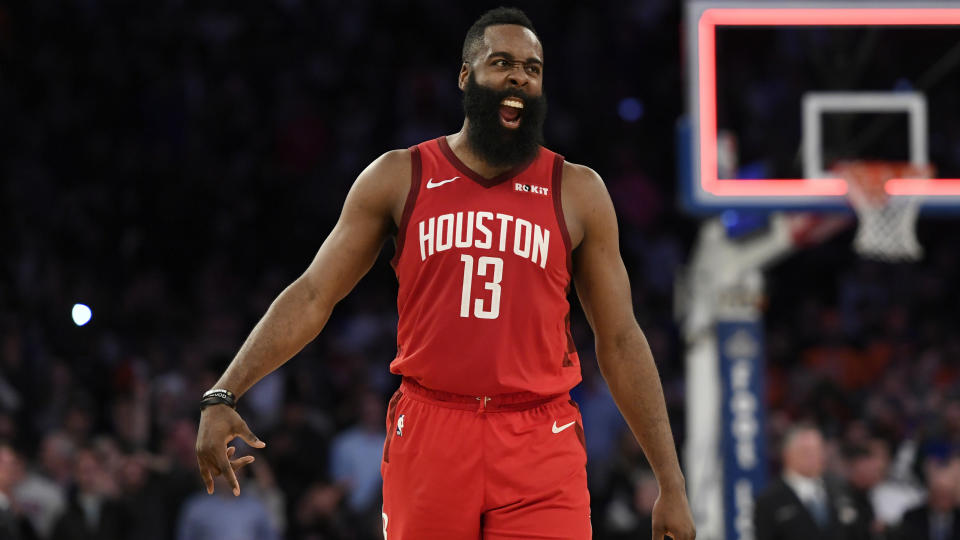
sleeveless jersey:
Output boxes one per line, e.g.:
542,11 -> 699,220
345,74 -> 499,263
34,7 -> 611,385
389,136 -> 580,396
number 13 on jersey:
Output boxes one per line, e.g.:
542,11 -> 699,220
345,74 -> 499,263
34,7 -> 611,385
459,254 -> 503,319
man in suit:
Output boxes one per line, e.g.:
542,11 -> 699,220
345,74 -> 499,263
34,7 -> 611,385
50,448 -> 126,540
0,441 -> 37,540
843,438 -> 892,540
898,458 -> 960,540
755,424 -> 865,540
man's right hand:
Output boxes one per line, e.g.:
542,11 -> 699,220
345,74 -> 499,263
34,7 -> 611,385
195,405 -> 266,496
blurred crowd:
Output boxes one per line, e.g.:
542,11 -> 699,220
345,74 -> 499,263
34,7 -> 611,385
751,233 -> 960,540
1,1 -> 959,539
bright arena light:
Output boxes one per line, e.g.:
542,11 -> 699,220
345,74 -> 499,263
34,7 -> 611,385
72,303 -> 92,326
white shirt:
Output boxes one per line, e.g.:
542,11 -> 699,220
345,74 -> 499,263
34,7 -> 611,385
783,471 -> 828,510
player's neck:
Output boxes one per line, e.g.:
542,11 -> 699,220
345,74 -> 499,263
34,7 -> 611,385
446,124 -> 516,180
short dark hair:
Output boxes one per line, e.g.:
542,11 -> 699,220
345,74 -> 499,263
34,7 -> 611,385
462,7 -> 538,64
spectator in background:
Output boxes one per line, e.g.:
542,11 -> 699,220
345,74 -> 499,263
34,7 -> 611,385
266,398 -> 334,530
115,453 -> 166,540
158,418 -> 209,528
329,391 -> 385,535
243,458 -> 287,536
601,466 -> 659,540
60,399 -> 95,449
13,432 -> 70,538
593,430 -> 656,538
176,470 -> 278,540
897,458 -> 960,540
575,360 -> 628,494
291,481 -> 352,539
38,432 -> 75,488
755,424 -> 863,540
842,438 -> 891,540
50,447 -> 126,540
0,441 -> 37,540
871,437 -> 927,527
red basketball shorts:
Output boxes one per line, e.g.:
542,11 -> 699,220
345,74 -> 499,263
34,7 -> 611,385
380,378 -> 592,539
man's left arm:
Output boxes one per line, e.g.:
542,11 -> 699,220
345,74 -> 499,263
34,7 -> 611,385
564,163 -> 695,540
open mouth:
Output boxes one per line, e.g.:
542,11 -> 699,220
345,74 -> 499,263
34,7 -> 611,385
498,97 -> 524,129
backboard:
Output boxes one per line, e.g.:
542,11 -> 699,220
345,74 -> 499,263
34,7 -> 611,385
682,1 -> 960,213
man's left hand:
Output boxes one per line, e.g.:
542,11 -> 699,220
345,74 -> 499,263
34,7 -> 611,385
651,485 -> 696,540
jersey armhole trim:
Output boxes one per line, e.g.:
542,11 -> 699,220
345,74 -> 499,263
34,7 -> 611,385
391,145 -> 422,268
551,154 -> 573,276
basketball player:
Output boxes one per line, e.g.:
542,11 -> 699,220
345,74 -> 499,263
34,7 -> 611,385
195,7 -> 695,539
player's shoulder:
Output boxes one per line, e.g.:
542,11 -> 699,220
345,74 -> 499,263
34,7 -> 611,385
347,149 -> 413,216
365,148 -> 412,177
355,149 -> 412,191
559,159 -> 616,243
560,159 -> 607,199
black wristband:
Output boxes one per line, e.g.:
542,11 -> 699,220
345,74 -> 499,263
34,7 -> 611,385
200,388 -> 237,410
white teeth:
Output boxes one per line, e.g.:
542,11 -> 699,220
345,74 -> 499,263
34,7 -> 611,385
501,98 -> 524,109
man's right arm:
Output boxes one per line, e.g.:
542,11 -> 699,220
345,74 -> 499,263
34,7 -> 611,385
195,149 -> 411,495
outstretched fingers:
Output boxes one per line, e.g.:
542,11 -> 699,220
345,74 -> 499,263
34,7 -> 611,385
195,408 -> 265,497
237,420 -> 266,449
217,453 -> 241,496
198,458 -> 215,494
226,445 -> 256,471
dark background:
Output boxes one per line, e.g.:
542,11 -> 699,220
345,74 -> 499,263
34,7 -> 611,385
2,1 -> 959,539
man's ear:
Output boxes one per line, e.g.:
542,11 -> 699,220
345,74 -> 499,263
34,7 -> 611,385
458,63 -> 469,91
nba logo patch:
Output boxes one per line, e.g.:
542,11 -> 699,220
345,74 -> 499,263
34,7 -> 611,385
396,414 -> 405,437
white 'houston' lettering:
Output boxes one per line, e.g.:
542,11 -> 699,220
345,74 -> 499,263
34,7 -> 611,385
495,213 -> 514,252
419,217 -> 435,261
414,211 -> 551,268
436,214 -> 454,252
532,226 -> 549,269
475,212 -> 493,249
455,212 -> 474,248
513,219 -> 532,258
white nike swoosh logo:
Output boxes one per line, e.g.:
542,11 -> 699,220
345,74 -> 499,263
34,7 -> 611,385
552,420 -> 576,434
426,176 -> 460,189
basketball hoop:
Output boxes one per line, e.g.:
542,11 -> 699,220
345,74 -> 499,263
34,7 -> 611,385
831,161 -> 933,262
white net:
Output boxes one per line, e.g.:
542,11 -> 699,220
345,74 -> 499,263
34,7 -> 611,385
832,161 -> 933,263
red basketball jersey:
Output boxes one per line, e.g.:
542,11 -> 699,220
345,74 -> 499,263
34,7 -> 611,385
390,136 -> 580,396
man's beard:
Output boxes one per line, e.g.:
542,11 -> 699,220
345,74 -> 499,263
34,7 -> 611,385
462,73 -> 547,169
